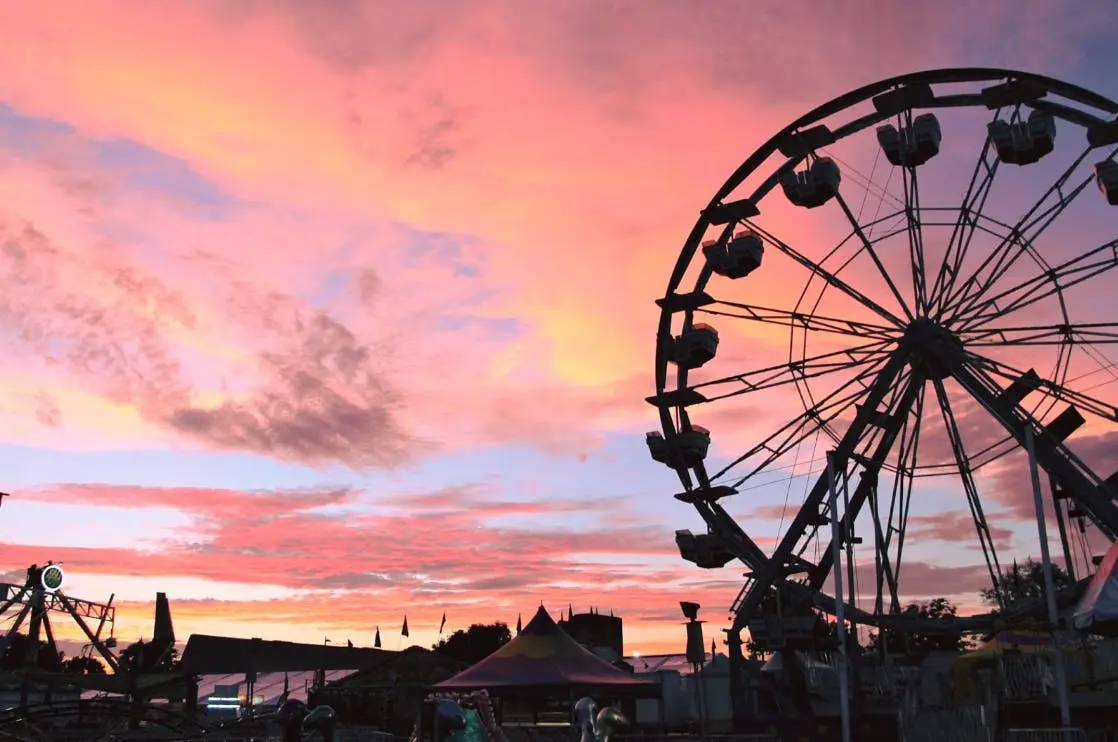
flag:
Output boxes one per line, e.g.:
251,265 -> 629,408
516,613 -> 522,635
439,612 -> 446,634
402,616 -> 410,637
374,627 -> 381,648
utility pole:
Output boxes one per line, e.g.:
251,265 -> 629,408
827,452 -> 852,742
1024,426 -> 1071,727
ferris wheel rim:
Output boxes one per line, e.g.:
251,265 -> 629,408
650,67 -> 1118,637
658,67 -> 1117,308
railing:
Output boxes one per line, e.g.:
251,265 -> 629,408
617,735 -> 778,742
333,730 -> 396,742
1065,638 -> 1118,690
862,663 -> 922,701
1004,729 -> 1088,742
198,735 -> 394,742
1000,654 -> 1054,700
899,704 -> 993,742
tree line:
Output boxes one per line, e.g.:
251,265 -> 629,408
0,636 -> 180,675
749,557 -> 1077,658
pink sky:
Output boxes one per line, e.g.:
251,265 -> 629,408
0,1 -> 1116,656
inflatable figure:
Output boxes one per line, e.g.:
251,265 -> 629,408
278,699 -> 308,742
304,705 -> 338,741
573,697 -> 598,742
434,698 -> 469,736
278,699 -> 338,742
594,705 -> 629,742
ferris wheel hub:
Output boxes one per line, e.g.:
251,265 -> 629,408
903,318 -> 961,380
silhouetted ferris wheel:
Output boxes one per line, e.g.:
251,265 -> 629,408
647,68 -> 1118,651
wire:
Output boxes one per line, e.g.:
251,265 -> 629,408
774,439 -> 804,545
854,147 -> 881,224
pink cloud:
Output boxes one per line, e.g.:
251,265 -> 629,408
3,482 -> 756,652
0,1 -> 1111,468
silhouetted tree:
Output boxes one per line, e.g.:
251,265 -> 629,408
61,654 -> 107,675
119,640 -> 180,672
867,598 -> 974,657
0,632 -> 64,671
433,622 -> 511,665
980,557 -> 1075,610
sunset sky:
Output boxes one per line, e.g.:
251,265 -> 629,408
1,1 -> 1117,658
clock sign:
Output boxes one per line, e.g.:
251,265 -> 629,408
40,564 -> 64,593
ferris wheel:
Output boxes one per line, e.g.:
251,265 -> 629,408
647,68 -> 1118,648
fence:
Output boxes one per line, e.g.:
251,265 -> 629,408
616,736 -> 778,742
1004,730 -> 1088,742
899,704 -> 993,742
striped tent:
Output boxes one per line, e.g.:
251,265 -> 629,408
434,606 -> 653,693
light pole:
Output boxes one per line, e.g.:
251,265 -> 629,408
826,452 -> 852,742
681,602 -> 708,740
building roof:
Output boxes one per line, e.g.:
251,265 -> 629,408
626,652 -> 716,675
324,646 -> 465,690
194,668 -> 357,706
434,607 -> 654,692
180,634 -> 393,675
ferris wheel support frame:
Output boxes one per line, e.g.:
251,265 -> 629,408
731,326 -> 1118,640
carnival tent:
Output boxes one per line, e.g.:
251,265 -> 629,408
434,606 -> 655,694
1073,540 -> 1118,632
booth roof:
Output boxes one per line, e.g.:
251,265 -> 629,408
434,606 -> 655,693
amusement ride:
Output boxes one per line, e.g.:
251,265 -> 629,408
647,67 -> 1118,728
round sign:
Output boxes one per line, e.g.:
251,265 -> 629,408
40,564 -> 64,592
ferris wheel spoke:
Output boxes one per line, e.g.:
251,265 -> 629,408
964,350 -> 1118,422
951,238 -> 1118,332
713,354 -> 895,485
866,380 -> 925,616
741,221 -> 908,328
941,144 -> 1117,326
928,375 -> 1006,605
701,302 -> 898,342
832,189 -> 916,321
727,351 -> 912,632
928,117 -> 1001,319
961,321 -> 1118,347
679,339 -> 893,406
900,159 -> 930,315
809,372 -> 923,605
953,359 -> 1118,540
